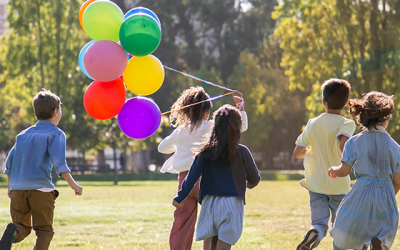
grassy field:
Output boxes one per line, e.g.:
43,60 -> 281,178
0,180 -> 399,249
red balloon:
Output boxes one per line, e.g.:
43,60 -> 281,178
83,78 -> 126,120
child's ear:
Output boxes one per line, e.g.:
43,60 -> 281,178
345,100 -> 349,106
52,108 -> 57,117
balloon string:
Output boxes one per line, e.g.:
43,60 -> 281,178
161,92 -> 233,116
163,65 -> 234,92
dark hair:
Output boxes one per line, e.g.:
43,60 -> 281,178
349,91 -> 394,130
321,78 -> 351,110
170,86 -> 212,132
32,89 -> 61,120
197,105 -> 242,163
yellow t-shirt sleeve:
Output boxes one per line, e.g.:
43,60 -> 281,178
336,120 -> 356,141
295,120 -> 311,147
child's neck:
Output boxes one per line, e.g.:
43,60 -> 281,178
326,109 -> 342,115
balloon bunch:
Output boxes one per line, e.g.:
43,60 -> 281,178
78,0 -> 164,139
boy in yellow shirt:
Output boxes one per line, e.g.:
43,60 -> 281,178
293,79 -> 356,250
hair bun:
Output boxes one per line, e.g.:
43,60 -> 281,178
348,99 -> 364,116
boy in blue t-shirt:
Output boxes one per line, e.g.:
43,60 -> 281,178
0,90 -> 83,250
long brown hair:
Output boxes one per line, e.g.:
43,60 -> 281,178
197,105 -> 242,163
170,86 -> 212,132
348,91 -> 394,130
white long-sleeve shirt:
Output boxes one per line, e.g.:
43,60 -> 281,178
158,111 -> 248,173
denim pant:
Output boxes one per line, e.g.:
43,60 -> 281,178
308,191 -> 346,250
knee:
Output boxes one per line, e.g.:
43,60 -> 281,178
33,225 -> 54,237
13,224 -> 32,243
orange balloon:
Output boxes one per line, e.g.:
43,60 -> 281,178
79,0 -> 99,33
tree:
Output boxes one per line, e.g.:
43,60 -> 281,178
273,0 -> 400,140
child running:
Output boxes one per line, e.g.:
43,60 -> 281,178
158,86 -> 248,250
172,104 -> 260,250
0,90 -> 83,250
293,79 -> 356,250
328,91 -> 400,250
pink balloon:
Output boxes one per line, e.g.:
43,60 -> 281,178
84,40 -> 128,82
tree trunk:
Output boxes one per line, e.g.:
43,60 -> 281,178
55,0 -> 62,95
113,143 -> 118,185
36,0 -> 45,89
97,149 -> 108,172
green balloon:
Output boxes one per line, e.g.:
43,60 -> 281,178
119,14 -> 162,57
83,1 -> 124,42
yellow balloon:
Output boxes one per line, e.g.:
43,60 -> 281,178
123,55 -> 165,96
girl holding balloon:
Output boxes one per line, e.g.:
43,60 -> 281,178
158,86 -> 248,250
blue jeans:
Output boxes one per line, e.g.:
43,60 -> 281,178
308,191 -> 345,250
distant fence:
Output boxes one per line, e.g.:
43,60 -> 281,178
68,164 -> 111,174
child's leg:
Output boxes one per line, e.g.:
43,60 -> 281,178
327,194 -> 345,224
210,236 -> 218,250
328,194 -> 346,250
216,238 -> 231,250
10,190 -> 33,243
203,237 -> 213,250
170,171 -> 200,250
308,191 -> 331,247
209,236 -> 231,250
29,190 -> 56,250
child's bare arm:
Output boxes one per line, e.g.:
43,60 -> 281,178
293,145 -> 307,159
60,172 -> 83,195
328,162 -> 351,178
393,173 -> 400,195
339,135 -> 349,152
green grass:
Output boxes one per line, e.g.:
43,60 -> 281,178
0,181 -> 399,249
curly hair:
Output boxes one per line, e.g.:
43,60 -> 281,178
170,86 -> 212,132
197,105 -> 242,164
348,91 -> 394,130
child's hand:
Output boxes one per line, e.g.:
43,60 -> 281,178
172,199 -> 181,208
232,91 -> 243,105
72,184 -> 83,196
327,168 -> 337,179
7,188 -> 11,199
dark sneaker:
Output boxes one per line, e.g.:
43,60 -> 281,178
296,229 -> 319,250
371,237 -> 382,250
0,223 -> 16,250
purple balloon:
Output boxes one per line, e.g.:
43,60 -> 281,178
118,97 -> 161,139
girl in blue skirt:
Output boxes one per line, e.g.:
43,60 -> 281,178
328,91 -> 400,250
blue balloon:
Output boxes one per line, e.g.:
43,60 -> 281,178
78,40 -> 95,80
124,7 -> 161,30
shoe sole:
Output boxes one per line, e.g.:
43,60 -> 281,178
297,229 -> 319,250
371,237 -> 382,250
0,223 -> 16,250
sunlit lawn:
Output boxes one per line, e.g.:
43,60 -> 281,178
0,180 -> 399,249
